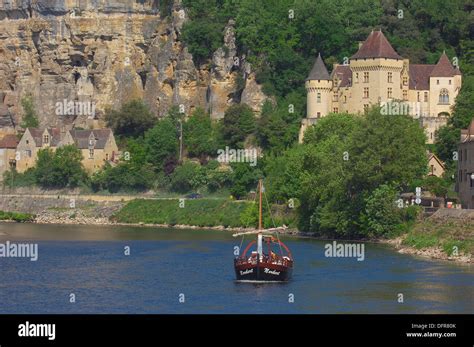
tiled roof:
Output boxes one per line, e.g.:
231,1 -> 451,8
69,129 -> 112,149
430,53 -> 456,77
409,64 -> 435,90
331,65 -> 352,87
306,53 -> 330,81
0,134 -> 19,148
27,128 -> 62,147
351,30 -> 403,60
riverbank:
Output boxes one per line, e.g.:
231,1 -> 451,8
0,194 -> 472,264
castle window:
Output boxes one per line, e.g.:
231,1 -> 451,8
403,90 -> 408,100
363,104 -> 369,112
317,92 -> 321,103
437,80 -> 439,85
333,92 -> 338,102
387,88 -> 392,98
344,96 -> 347,103
106,153 -> 109,161
417,92 -> 420,102
438,89 -> 449,104
26,140 -> 29,145
355,73 -> 359,83
26,150 -> 31,158
387,72 -> 392,83
333,107 -> 338,113
89,149 -> 94,159
363,87 -> 369,98
449,80 -> 451,85
43,134 -> 49,144
402,76 -> 408,85
424,92 -> 428,102
363,72 -> 369,83
317,112 -> 321,118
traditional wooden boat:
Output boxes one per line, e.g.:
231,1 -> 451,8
233,179 -> 294,282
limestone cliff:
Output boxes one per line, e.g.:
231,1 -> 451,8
0,0 -> 267,130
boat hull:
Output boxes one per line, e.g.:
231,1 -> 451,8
234,261 -> 292,282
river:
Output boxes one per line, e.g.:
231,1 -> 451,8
0,223 -> 472,314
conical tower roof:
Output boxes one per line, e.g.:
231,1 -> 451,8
430,52 -> 456,77
351,30 -> 402,60
306,53 -> 330,81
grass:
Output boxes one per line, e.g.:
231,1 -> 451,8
401,219 -> 473,257
0,210 -> 35,222
113,199 -> 252,228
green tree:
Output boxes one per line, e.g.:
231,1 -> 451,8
361,184 -> 403,238
170,161 -> 205,193
20,95 -> 39,129
222,104 -> 256,148
145,118 -> 179,172
184,108 -> 218,158
105,100 -> 155,138
230,162 -> 261,200
35,145 -> 87,188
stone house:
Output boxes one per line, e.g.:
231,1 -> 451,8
456,119 -> 474,208
427,152 -> 445,178
15,128 -> 118,174
0,134 -> 19,180
61,129 -> 119,173
16,128 -> 62,173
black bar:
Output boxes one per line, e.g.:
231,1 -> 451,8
0,314 -> 472,346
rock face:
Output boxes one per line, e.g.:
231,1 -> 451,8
0,0 -> 267,129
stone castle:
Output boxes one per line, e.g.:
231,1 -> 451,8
299,30 -> 462,143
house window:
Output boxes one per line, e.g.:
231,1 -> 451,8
26,140 -> 29,145
363,104 -> 369,112
437,80 -> 439,85
317,92 -> 321,103
424,92 -> 428,102
43,134 -> 49,144
430,165 -> 434,175
449,80 -> 451,85
387,72 -> 392,83
417,92 -> 420,102
403,90 -> 408,100
363,72 -> 369,83
363,87 -> 369,98
430,132 -> 433,140
317,112 -> 321,118
439,89 -> 449,104
89,149 -> 94,159
26,150 -> 31,158
387,88 -> 392,98
333,107 -> 338,113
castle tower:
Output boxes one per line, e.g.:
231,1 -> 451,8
305,53 -> 332,119
299,53 -> 332,142
349,30 -> 404,113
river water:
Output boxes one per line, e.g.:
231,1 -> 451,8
0,223 -> 472,314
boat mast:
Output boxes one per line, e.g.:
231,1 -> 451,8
258,179 -> 263,231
